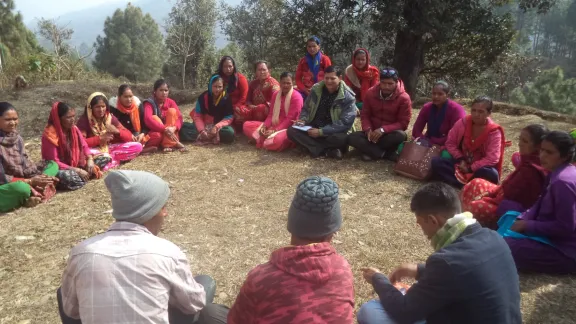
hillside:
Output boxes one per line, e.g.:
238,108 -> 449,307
26,0 -> 233,54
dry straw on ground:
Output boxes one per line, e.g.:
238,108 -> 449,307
1,83 -> 575,323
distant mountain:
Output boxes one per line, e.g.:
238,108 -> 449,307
27,0 -> 233,54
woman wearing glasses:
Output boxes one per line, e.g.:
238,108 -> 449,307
348,67 -> 412,162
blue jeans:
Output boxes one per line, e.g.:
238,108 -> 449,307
357,300 -> 426,324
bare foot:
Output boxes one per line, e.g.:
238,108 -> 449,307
162,147 -> 174,153
174,142 -> 188,152
142,146 -> 158,154
24,197 -> 42,208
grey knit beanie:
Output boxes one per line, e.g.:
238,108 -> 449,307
287,176 -> 342,238
104,170 -> 170,224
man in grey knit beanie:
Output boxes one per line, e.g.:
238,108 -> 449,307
58,170 -> 227,324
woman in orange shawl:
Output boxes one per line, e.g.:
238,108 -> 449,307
41,102 -> 105,190
236,61 -> 280,124
344,48 -> 380,109
109,85 -> 152,145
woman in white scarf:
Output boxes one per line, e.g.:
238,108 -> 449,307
242,72 -> 304,151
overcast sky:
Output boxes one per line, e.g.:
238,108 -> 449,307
15,0 -> 131,22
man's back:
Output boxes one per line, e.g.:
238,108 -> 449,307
228,242 -> 354,324
61,222 -> 205,324
376,223 -> 521,324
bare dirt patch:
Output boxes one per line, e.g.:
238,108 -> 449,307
1,83 -> 575,323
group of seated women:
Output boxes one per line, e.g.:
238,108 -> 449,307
2,36 -> 576,276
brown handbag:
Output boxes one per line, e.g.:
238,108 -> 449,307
394,141 -> 441,181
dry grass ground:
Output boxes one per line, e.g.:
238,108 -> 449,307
1,83 -> 576,323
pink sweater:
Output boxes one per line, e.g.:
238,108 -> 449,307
143,98 -> 183,133
263,90 -> 303,130
445,117 -> 503,172
41,127 -> 91,170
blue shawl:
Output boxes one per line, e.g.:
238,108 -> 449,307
305,36 -> 322,83
427,101 -> 448,138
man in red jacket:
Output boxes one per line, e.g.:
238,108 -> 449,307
348,67 -> 412,162
204,176 -> 355,324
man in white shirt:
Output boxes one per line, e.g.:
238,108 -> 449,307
58,170 -> 225,324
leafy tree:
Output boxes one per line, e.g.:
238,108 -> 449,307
0,0 -> 41,70
165,0 -> 218,88
94,4 -> 164,82
510,66 -> 576,114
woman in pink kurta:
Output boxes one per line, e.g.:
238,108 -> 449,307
142,79 -> 186,152
243,72 -> 303,152
236,61 -> 280,123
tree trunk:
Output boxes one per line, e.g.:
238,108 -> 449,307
392,28 -> 425,99
182,57 -> 187,89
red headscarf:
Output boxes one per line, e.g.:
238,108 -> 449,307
43,102 -> 83,167
345,48 -> 380,101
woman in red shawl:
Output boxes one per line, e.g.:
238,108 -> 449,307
218,56 -> 248,124
344,48 -> 379,109
462,124 -> 549,228
295,36 -> 332,100
431,96 -> 506,189
235,61 -> 280,124
41,102 -> 105,191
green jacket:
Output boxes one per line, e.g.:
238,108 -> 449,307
300,81 -> 357,136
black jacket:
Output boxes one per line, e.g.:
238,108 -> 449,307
373,223 -> 522,324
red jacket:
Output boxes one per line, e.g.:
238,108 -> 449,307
223,72 -> 249,108
295,54 -> 332,94
228,242 -> 354,324
360,80 -> 412,132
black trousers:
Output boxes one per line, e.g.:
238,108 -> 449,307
347,130 -> 407,159
287,127 -> 348,158
57,275 -> 226,324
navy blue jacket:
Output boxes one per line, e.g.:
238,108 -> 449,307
373,223 -> 522,324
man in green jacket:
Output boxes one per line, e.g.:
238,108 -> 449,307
287,66 -> 356,160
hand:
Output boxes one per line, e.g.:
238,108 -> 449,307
458,161 -> 470,173
371,128 -> 383,143
263,129 -> 275,138
209,126 -> 218,136
29,175 -> 55,189
307,128 -> 321,138
99,133 -> 113,146
75,168 -> 90,182
105,124 -> 120,135
86,158 -> 95,174
259,126 -> 267,135
510,220 -> 526,233
361,267 -> 382,285
293,120 -> 305,126
136,133 -> 146,143
388,264 -> 419,284
165,127 -> 178,141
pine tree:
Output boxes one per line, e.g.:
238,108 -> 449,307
94,4 -> 164,82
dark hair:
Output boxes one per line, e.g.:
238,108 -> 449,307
57,102 -> 72,118
280,72 -> 293,81
523,124 -> 549,146
380,67 -> 399,81
218,56 -> 237,74
354,49 -> 367,58
89,95 -> 109,110
410,182 -> 462,216
307,36 -> 320,45
153,79 -> 169,92
254,60 -> 269,71
0,102 -> 16,116
543,131 -> 576,162
118,84 -> 132,97
324,65 -> 341,76
433,81 -> 451,95
472,95 -> 493,113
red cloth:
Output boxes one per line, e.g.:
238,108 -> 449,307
228,242 -> 354,324
360,80 -> 412,132
500,153 -> 547,208
78,115 -> 133,147
463,115 -> 505,176
143,98 -> 183,133
222,72 -> 249,108
295,54 -> 332,94
343,48 -> 380,102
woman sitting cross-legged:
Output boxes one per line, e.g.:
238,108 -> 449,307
430,96 -> 505,189
243,72 -> 304,151
462,124 -> 549,228
0,102 -> 59,212
142,79 -> 186,152
109,84 -> 157,154
235,60 -> 280,125
189,74 -> 235,145
343,48 -> 380,110
504,131 -> 576,274
77,92 -> 143,170
41,102 -> 105,191
402,81 -> 466,157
